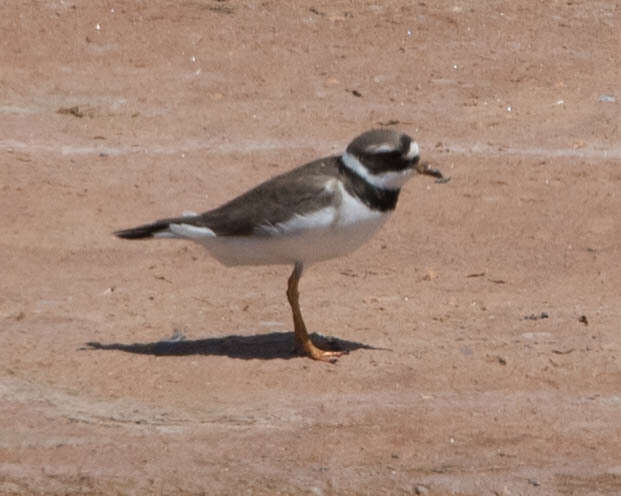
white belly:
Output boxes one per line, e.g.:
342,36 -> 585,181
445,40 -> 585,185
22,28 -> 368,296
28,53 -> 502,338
180,182 -> 390,267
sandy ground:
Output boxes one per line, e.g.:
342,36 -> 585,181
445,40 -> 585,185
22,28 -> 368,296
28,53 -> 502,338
1,1 -> 620,494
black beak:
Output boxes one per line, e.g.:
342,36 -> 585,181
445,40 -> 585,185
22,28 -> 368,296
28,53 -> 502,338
415,162 -> 451,183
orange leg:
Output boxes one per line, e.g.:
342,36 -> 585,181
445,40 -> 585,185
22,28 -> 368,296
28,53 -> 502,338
286,263 -> 346,362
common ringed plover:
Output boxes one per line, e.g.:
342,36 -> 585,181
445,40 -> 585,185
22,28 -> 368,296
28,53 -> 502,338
115,129 -> 446,362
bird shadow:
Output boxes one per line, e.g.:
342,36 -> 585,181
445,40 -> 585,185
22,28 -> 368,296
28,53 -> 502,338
83,331 -> 389,361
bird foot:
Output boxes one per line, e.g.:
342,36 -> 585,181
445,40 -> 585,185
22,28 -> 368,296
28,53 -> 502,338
295,340 -> 348,363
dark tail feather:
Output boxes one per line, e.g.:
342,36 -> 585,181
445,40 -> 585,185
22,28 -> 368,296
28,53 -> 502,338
114,220 -> 171,239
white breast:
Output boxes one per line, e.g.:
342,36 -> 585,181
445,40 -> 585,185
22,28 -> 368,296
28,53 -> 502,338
189,181 -> 390,267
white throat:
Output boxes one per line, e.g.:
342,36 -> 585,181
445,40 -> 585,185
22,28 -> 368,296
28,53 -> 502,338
341,151 -> 414,191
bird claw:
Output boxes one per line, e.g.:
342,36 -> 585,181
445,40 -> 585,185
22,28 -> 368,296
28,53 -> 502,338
313,349 -> 348,363
311,350 -> 347,364
294,341 -> 348,363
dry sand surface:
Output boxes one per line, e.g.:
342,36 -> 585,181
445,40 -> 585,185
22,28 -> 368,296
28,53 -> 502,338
1,1 -> 620,494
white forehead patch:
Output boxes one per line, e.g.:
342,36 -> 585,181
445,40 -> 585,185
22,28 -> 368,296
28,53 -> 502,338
365,143 -> 398,154
406,141 -> 420,160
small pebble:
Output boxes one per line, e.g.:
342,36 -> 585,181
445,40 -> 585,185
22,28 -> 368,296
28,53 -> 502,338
598,94 -> 616,103
524,312 -> 549,320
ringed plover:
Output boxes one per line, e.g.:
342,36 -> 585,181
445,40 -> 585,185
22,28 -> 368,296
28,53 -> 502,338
115,129 -> 445,362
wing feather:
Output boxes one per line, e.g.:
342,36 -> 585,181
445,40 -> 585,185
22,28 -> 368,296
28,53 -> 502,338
183,157 -> 340,237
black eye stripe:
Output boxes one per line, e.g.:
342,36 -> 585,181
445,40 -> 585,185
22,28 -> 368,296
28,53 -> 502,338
363,149 -> 402,159
368,150 -> 401,158
400,135 -> 411,151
